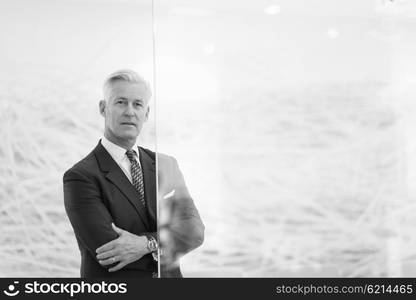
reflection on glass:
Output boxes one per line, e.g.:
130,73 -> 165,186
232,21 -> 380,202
158,153 -> 205,277
155,0 -> 416,277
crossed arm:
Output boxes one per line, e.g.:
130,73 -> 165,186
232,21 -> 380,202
95,223 -> 150,272
63,168 -> 153,272
64,156 -> 204,273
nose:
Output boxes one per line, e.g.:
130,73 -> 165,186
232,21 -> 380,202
124,102 -> 135,116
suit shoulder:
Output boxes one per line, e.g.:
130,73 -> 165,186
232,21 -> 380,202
63,150 -> 97,180
157,152 -> 176,163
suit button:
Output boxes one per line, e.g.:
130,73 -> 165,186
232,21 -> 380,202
152,272 -> 158,278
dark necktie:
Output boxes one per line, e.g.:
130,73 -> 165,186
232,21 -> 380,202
125,149 -> 146,208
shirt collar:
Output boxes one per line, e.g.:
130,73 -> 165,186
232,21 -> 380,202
101,136 -> 140,163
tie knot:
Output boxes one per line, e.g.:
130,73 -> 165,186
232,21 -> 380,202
126,149 -> 137,163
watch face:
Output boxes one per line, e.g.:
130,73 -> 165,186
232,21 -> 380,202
149,240 -> 158,252
147,236 -> 158,252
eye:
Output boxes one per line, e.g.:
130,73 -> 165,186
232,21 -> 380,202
134,102 -> 143,107
115,99 -> 124,104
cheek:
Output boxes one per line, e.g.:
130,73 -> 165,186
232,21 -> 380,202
106,115 -> 118,130
108,110 -> 120,123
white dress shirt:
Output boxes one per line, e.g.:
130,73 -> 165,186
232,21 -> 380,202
100,136 -> 141,183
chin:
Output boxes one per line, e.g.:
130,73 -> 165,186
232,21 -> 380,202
120,133 -> 138,140
111,129 -> 134,139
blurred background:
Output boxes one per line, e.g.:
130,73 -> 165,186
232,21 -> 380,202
1,0 -> 416,277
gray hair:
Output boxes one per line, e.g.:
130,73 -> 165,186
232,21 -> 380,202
103,69 -> 152,102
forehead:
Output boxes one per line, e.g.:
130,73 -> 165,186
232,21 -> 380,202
108,80 -> 150,100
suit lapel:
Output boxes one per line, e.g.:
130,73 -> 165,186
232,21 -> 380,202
139,147 -> 157,230
94,142 -> 150,230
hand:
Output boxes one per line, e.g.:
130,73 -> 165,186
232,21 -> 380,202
96,223 -> 148,272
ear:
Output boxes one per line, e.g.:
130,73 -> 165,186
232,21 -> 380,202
145,106 -> 150,121
99,100 -> 106,117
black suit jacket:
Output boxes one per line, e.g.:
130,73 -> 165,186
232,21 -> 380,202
64,141 -> 204,278
63,141 -> 158,278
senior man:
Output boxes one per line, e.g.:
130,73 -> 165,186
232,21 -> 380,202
63,69 -> 204,278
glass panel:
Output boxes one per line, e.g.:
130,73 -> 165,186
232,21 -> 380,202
155,0 -> 416,277
0,0 -> 154,276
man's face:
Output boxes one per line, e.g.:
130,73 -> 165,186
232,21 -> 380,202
100,80 -> 150,146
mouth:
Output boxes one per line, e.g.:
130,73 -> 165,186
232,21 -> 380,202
120,122 -> 136,127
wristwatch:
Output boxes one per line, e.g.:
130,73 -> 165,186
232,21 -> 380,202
145,234 -> 159,261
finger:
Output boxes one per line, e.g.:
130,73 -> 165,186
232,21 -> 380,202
96,240 -> 117,254
96,249 -> 118,260
109,261 -> 127,272
112,223 -> 124,236
99,255 -> 120,266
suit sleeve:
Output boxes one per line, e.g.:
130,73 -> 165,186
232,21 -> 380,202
166,158 -> 205,257
63,168 -> 118,266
